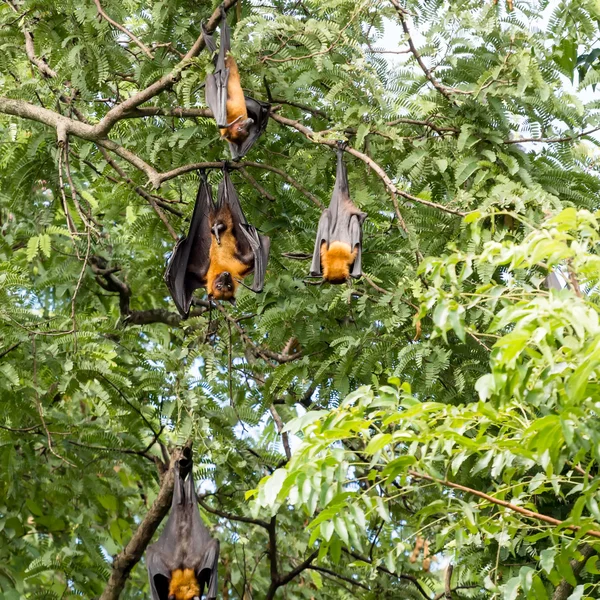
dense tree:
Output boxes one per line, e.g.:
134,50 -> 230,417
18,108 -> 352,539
1,0 -> 600,598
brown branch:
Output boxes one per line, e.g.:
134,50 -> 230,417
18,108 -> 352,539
269,405 -> 292,461
389,0 -> 469,102
270,112 -> 465,221
66,439 -> 156,463
344,549 -> 431,599
213,302 -> 304,365
552,544 -> 596,600
0,342 -> 21,360
93,0 -> 153,59
269,98 -> 330,120
503,126 -> 600,145
197,496 -> 270,529
99,447 -> 186,600
154,159 -> 323,207
386,117 -> 459,135
95,147 -> 176,237
277,550 -> 318,586
239,167 -> 276,202
307,565 -> 370,590
90,256 -> 208,326
409,470 -> 600,539
5,0 -> 58,79
120,106 -> 213,119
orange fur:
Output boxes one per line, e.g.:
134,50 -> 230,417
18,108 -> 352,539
169,569 -> 200,600
206,208 -> 249,300
320,241 -> 357,284
219,54 -> 250,143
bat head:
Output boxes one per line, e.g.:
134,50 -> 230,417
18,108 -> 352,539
225,117 -> 254,143
210,271 -> 237,301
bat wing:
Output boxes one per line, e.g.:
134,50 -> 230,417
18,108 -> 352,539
328,148 -> 367,277
310,209 -> 331,277
218,170 -> 253,259
164,177 -> 214,318
545,271 -> 562,290
348,213 -> 364,278
219,170 -> 270,290
203,8 -> 230,128
146,543 -> 172,600
227,96 -> 271,160
240,225 -> 270,292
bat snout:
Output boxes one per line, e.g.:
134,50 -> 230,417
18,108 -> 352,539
211,272 -> 235,300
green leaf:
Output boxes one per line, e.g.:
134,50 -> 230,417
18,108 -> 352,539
26,236 -> 39,262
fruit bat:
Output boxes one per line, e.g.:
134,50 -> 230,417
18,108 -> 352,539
310,145 -> 367,283
202,6 -> 270,160
164,170 -> 270,317
146,451 -> 219,600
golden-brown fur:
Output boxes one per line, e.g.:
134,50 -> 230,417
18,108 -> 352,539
219,54 -> 251,143
168,569 -> 200,600
320,240 -> 357,284
206,207 -> 249,300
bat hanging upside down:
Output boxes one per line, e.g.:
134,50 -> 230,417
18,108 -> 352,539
205,196 -> 254,301
310,144 -> 367,283
218,52 -> 253,145
203,7 -> 270,160
164,170 -> 270,317
146,449 -> 219,600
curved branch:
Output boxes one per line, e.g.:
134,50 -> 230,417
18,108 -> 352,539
409,470 -> 600,539
156,159 -> 323,208
197,495 -> 270,529
93,0 -> 153,59
388,0 -> 469,102
270,112 -> 465,222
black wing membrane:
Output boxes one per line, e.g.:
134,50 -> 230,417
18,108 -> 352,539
202,9 -> 270,159
310,146 -> 367,278
146,450 -> 220,600
218,170 -> 270,291
227,96 -> 271,160
164,175 -> 214,318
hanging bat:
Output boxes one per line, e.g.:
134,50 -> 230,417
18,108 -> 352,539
202,6 -> 270,160
310,145 -> 367,283
146,450 -> 219,600
164,170 -> 270,317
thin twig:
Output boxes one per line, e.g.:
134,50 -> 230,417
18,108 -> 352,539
93,0 -> 153,59
409,470 -> 600,539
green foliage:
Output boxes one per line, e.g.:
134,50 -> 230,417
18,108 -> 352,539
1,0 -> 600,598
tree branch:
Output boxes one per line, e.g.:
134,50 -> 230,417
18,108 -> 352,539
197,495 -> 270,529
409,470 -> 600,539
277,550 -> 318,587
503,126 -> 600,145
270,112 -> 465,221
344,549 -> 431,599
93,0 -> 153,59
552,544 -> 596,600
388,0 -> 469,102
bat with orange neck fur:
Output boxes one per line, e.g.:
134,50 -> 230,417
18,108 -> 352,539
164,170 -> 270,318
310,144 -> 367,283
203,6 -> 270,160
146,449 -> 219,600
